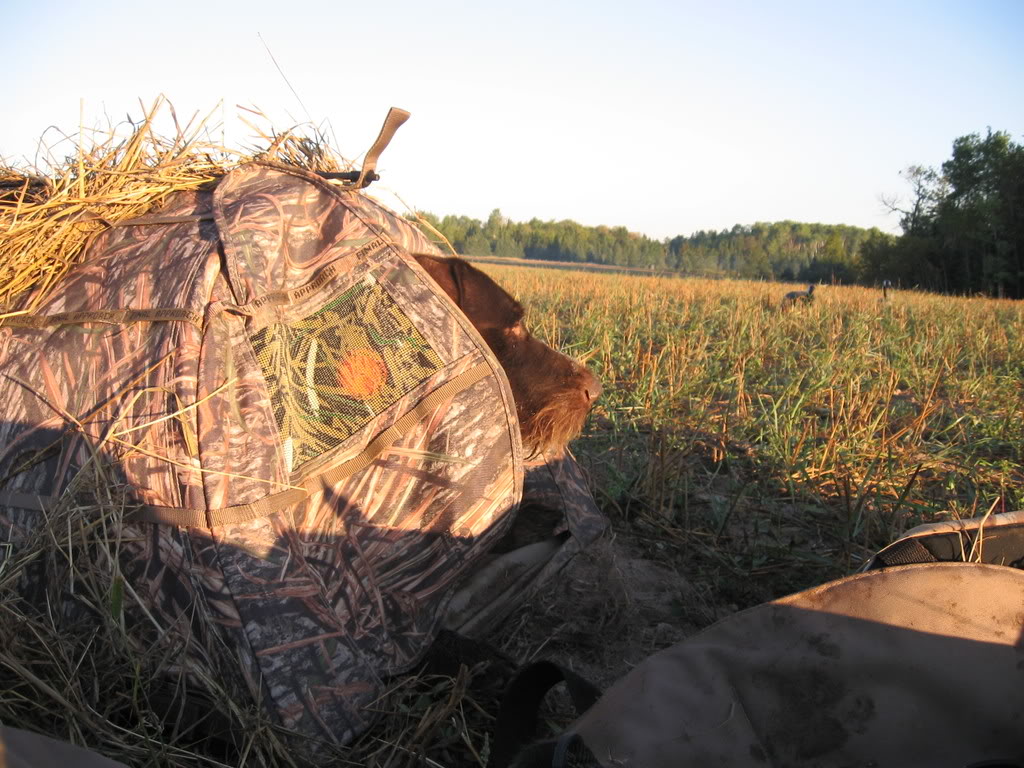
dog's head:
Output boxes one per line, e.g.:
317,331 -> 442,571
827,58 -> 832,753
413,254 -> 601,456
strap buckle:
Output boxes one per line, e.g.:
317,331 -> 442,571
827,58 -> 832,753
316,107 -> 411,189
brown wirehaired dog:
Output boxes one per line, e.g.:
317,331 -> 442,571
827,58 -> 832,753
413,254 -> 601,455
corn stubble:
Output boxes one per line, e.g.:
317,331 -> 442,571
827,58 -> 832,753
485,264 -> 1023,593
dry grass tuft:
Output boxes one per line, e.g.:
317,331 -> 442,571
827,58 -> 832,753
0,459 -> 298,766
0,96 -> 348,314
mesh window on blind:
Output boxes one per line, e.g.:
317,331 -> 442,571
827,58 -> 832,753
250,274 -> 444,472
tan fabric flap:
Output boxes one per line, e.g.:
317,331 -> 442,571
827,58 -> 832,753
573,563 -> 1024,767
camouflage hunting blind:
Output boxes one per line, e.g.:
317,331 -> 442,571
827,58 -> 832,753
0,111 -> 605,749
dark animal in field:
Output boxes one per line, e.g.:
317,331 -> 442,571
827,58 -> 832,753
881,279 -> 892,302
782,283 -> 815,307
413,254 -> 601,455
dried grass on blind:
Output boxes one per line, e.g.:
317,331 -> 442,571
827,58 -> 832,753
0,97 -> 348,315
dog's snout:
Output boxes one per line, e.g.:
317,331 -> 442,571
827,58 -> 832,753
580,368 -> 602,403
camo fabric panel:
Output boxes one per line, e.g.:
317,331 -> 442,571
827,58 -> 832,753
0,189 -> 219,519
516,450 -> 609,590
444,451 -> 609,637
206,355 -> 519,745
250,274 -> 444,473
0,192 -> 231,700
202,165 -> 525,746
375,257 -> 479,363
205,163 -> 509,494
213,163 -> 443,306
521,451 -> 608,548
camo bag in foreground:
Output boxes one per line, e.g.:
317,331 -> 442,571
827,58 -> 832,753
0,159 -> 607,750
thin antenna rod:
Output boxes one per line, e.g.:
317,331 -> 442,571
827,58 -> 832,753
258,32 -> 313,125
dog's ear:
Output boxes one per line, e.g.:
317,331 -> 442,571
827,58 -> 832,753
412,254 -> 463,306
411,253 -> 522,334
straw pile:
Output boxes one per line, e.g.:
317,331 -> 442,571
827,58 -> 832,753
0,98 -> 508,767
0,98 -> 352,314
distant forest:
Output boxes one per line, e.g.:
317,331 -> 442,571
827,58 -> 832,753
417,129 -> 1023,299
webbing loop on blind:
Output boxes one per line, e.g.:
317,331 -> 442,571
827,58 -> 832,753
355,107 -> 410,189
0,307 -> 204,330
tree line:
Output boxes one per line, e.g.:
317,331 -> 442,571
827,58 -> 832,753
866,130 -> 1024,298
416,129 -> 1022,298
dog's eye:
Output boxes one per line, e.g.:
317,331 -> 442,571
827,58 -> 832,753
507,322 -> 527,341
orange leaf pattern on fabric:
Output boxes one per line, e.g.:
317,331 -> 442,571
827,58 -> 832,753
337,350 -> 388,399
249,275 -> 445,472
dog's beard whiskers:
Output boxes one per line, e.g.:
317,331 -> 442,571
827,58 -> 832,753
520,389 -> 590,458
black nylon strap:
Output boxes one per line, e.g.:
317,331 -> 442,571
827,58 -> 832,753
490,661 -> 602,768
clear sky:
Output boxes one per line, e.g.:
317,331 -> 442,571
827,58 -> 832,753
3,0 -> 1022,240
